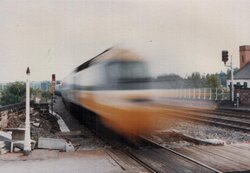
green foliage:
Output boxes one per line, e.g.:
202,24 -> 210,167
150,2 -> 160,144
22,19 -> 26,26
0,82 -> 53,106
186,72 -> 205,88
41,91 -> 52,99
218,71 -> 227,87
157,74 -> 183,81
0,82 -> 26,106
31,88 -> 52,99
31,88 -> 42,96
206,74 -> 220,88
156,71 -> 223,89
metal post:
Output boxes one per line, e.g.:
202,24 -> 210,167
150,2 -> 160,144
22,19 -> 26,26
209,88 -> 212,100
221,89 -> 224,101
230,55 -> 234,102
215,88 -> 218,100
51,74 -> 56,115
50,91 -> 53,115
203,88 -> 206,100
24,67 -> 31,155
198,88 -> 201,99
236,93 -> 240,108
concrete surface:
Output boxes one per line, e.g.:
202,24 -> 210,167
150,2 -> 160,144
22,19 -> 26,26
38,137 -> 66,150
49,110 -> 70,132
0,149 -> 126,173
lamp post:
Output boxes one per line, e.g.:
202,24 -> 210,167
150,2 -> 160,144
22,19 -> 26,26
24,67 -> 31,155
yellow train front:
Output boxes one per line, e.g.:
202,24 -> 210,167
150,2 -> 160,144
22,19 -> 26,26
61,47 -> 161,137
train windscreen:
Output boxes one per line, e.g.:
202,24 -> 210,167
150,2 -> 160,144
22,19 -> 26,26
107,61 -> 151,82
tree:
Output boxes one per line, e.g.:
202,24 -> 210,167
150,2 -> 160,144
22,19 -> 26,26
218,71 -> 227,87
30,88 -> 51,101
206,74 -> 220,88
41,91 -> 52,99
0,82 -> 26,106
186,72 -> 204,88
156,74 -> 183,81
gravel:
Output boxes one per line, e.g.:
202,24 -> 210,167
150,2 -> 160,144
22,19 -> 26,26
171,119 -> 250,144
151,116 -> 250,148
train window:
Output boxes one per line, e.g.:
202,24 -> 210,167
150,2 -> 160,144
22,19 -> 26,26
74,64 -> 105,89
106,61 -> 150,82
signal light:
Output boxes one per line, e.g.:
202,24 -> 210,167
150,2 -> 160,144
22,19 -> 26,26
222,50 -> 229,64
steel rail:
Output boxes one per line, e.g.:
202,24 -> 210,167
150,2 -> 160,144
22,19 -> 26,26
169,113 -> 250,132
121,150 -> 158,173
140,136 -> 223,173
193,109 -> 250,120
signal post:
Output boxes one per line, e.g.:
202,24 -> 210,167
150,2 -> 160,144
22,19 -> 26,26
24,67 -> 31,155
51,74 -> 56,113
222,50 -> 234,102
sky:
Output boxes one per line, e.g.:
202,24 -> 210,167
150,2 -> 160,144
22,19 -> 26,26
0,0 -> 250,82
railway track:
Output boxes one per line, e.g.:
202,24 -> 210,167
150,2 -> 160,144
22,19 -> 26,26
104,136 -> 221,173
120,136 -> 222,173
160,105 -> 250,132
69,106 -> 219,173
193,108 -> 250,120
58,96 -> 247,173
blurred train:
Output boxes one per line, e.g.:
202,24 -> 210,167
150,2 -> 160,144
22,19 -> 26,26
61,47 -> 162,137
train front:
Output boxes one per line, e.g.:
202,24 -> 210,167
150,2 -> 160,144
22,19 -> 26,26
76,49 -> 163,137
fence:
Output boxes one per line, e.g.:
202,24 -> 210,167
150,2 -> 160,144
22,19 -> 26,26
160,88 -> 230,101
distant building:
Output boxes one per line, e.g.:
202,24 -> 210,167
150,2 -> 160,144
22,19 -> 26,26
227,45 -> 250,105
30,81 -> 50,91
30,81 -> 41,90
41,81 -> 50,91
233,45 -> 250,88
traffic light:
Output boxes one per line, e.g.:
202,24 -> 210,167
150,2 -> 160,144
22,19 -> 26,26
222,50 -> 228,64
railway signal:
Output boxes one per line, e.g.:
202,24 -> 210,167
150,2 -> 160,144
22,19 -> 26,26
222,50 -> 229,65
221,50 -> 234,102
51,74 -> 56,114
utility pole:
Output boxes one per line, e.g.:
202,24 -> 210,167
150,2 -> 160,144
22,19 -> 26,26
24,67 -> 31,155
222,50 -> 234,102
230,55 -> 234,102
